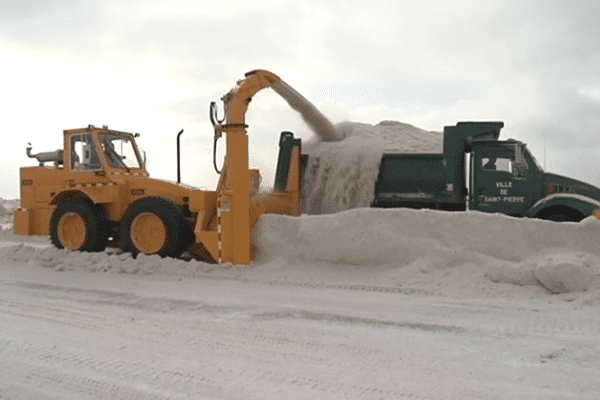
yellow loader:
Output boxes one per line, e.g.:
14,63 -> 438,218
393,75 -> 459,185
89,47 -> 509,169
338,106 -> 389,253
14,70 -> 336,264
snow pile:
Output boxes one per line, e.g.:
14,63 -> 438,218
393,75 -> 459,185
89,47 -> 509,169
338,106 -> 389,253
2,207 -> 600,298
302,121 -> 442,214
486,251 -> 595,293
0,198 -> 19,231
0,244 -> 218,277
0,198 -> 19,213
369,120 -> 442,153
253,208 -> 600,294
533,252 -> 593,293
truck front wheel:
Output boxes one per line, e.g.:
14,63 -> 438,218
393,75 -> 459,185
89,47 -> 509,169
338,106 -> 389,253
535,207 -> 584,223
120,197 -> 191,258
50,200 -> 107,252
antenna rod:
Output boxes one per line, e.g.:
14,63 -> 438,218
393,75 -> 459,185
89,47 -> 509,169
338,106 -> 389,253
543,132 -> 546,170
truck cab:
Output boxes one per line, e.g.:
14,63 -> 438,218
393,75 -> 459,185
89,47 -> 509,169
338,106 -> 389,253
469,139 -> 542,216
469,138 -> 600,221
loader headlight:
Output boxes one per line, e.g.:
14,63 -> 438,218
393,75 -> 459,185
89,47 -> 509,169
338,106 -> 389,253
594,210 -> 600,220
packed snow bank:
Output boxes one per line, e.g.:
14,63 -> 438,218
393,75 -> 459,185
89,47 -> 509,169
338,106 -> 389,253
0,243 -> 219,277
3,208 -> 600,299
254,208 -> 600,294
0,198 -> 19,213
485,250 -> 595,293
0,198 -> 18,230
302,121 -> 441,214
533,252 -> 593,293
255,209 -> 600,265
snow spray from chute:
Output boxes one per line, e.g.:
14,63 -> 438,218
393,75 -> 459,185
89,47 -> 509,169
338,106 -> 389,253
268,81 -> 383,214
270,80 -> 382,214
270,80 -> 342,142
301,127 -> 385,214
270,79 -> 442,215
300,121 -> 443,215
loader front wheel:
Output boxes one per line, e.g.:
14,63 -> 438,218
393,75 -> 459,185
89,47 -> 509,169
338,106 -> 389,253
120,197 -> 190,258
50,200 -> 107,252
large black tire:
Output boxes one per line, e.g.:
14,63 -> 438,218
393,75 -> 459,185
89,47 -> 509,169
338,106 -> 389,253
535,207 -> 584,223
120,197 -> 192,258
545,214 -> 578,222
50,199 -> 107,252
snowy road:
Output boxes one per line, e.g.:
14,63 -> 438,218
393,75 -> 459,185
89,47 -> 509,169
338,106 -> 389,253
1,256 -> 599,400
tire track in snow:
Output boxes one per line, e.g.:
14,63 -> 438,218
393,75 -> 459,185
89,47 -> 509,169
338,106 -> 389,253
0,287 -> 504,400
3,280 -> 600,340
0,305 -> 468,400
2,279 -> 597,399
27,365 -> 174,400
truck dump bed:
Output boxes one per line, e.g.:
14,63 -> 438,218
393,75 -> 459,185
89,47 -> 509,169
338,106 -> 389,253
373,154 -> 464,210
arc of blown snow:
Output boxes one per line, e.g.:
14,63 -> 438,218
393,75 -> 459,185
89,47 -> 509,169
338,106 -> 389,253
270,80 -> 343,142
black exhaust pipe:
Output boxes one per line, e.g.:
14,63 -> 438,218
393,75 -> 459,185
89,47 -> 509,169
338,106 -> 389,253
177,129 -> 184,183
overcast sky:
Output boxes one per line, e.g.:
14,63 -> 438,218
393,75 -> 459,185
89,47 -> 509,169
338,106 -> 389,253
1,0 -> 599,198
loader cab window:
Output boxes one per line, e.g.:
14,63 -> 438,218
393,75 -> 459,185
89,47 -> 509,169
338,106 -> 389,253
71,134 -> 101,170
100,133 -> 141,169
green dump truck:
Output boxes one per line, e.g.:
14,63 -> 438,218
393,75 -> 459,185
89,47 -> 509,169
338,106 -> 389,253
370,121 -> 600,221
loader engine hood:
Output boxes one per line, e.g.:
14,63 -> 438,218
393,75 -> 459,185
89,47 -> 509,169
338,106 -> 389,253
544,172 -> 600,201
123,176 -> 201,203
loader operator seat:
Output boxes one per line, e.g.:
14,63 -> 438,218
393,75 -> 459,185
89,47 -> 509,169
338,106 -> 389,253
103,139 -> 127,169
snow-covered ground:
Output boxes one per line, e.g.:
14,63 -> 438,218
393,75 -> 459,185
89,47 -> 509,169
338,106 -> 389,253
1,207 -> 599,399
1,122 -> 599,399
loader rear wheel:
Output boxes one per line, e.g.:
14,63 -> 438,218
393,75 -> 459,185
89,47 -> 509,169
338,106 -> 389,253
120,197 -> 191,258
50,200 -> 107,252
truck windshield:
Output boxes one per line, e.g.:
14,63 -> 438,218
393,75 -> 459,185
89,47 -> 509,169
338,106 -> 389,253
527,149 -> 543,172
100,133 -> 141,169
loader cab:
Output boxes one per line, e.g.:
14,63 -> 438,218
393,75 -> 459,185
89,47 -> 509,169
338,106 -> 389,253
66,126 -> 145,174
469,140 -> 542,216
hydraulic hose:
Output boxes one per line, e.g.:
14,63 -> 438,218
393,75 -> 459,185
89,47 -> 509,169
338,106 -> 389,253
210,101 -> 226,174
213,135 -> 222,174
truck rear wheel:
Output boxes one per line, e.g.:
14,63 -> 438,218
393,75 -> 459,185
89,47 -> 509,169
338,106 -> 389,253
120,197 -> 191,258
50,200 -> 107,252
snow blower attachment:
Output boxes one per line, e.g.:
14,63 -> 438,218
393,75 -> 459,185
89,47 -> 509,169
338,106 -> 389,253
14,70 -> 328,265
